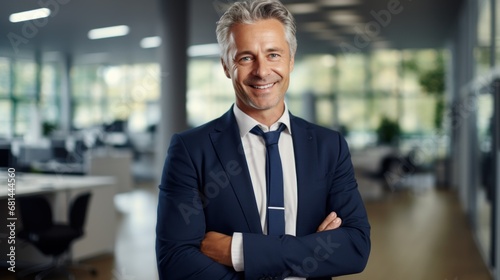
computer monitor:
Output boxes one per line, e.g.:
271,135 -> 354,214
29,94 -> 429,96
0,146 -> 12,168
17,146 -> 53,166
52,146 -> 70,162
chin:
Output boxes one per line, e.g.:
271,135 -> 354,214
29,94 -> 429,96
249,99 -> 282,111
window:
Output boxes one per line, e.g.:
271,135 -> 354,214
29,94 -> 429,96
476,0 -> 492,75
0,101 -> 12,138
185,50 -> 447,149
12,59 -> 37,136
72,63 -> 161,131
72,64 -> 106,129
187,59 -> 233,127
13,60 -> 36,98
103,64 -> 161,132
0,57 -> 10,97
40,62 -> 60,128
0,57 -> 11,138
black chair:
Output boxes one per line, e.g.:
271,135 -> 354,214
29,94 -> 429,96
17,193 -> 97,279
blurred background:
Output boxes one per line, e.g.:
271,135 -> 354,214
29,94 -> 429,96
0,0 -> 498,279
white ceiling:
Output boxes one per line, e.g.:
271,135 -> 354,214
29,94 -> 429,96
0,0 -> 463,64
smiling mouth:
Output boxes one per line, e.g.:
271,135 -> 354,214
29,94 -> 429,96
251,83 -> 274,89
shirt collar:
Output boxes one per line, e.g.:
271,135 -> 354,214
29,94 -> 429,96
233,103 -> 292,138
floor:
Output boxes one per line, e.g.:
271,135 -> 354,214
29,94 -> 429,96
477,188 -> 492,267
337,188 -> 492,280
4,180 -> 493,280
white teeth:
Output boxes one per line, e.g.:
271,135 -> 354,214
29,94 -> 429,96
253,83 -> 273,89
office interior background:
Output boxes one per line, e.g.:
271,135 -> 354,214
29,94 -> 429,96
0,0 -> 499,279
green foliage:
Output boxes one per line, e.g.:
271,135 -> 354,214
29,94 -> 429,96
419,66 -> 445,95
376,116 -> 401,145
419,53 -> 445,130
42,122 -> 58,136
402,58 -> 419,73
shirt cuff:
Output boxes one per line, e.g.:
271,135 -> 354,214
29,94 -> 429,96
231,232 -> 244,272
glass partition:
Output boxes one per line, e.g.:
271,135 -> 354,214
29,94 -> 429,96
476,91 -> 494,267
473,0 -> 496,272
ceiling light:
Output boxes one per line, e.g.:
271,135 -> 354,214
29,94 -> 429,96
188,43 -> 220,57
286,3 -> 319,14
141,36 -> 162,48
319,0 -> 361,7
328,11 -> 363,24
9,8 -> 51,23
88,25 -> 129,40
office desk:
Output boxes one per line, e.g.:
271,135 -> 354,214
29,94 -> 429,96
0,173 -> 117,265
0,173 -> 115,198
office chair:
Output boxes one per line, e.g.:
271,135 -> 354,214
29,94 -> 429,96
17,193 -> 97,280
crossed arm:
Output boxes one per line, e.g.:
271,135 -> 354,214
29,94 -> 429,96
201,212 -> 343,267
157,133 -> 370,279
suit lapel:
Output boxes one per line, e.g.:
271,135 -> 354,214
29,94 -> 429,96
290,114 -> 318,236
209,109 -> 263,234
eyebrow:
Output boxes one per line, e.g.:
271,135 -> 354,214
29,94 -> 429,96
235,50 -> 254,58
235,47 -> 285,58
266,47 -> 285,53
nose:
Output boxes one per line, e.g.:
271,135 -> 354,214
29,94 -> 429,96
252,56 -> 270,78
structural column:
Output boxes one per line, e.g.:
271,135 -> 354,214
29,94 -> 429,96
156,0 -> 189,180
59,53 -> 72,135
490,2 -> 498,278
493,78 -> 500,280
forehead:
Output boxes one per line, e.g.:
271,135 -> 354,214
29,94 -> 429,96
228,19 -> 289,50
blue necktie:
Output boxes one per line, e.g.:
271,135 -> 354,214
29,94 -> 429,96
250,123 -> 286,236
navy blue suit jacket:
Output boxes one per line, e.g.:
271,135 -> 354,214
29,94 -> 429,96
156,108 -> 370,280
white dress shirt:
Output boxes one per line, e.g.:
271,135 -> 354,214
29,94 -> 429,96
231,104 -> 304,280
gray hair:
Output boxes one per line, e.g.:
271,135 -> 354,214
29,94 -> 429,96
216,0 -> 297,64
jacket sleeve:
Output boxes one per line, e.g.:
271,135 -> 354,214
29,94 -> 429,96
156,134 -> 242,280
242,134 -> 371,279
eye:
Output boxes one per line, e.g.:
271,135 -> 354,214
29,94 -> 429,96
239,56 -> 253,62
269,53 -> 281,60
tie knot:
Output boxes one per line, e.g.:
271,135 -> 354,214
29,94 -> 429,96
250,123 -> 286,146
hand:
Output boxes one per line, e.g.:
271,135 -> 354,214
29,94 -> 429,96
317,212 -> 342,232
200,231 -> 233,267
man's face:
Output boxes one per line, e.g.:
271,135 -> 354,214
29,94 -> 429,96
222,19 -> 295,116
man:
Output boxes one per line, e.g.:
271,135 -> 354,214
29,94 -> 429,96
156,0 -> 370,279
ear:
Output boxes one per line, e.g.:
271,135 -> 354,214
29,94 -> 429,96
221,58 -> 231,79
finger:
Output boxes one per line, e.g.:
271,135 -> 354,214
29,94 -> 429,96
318,217 -> 342,232
317,212 -> 337,232
324,217 -> 342,231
